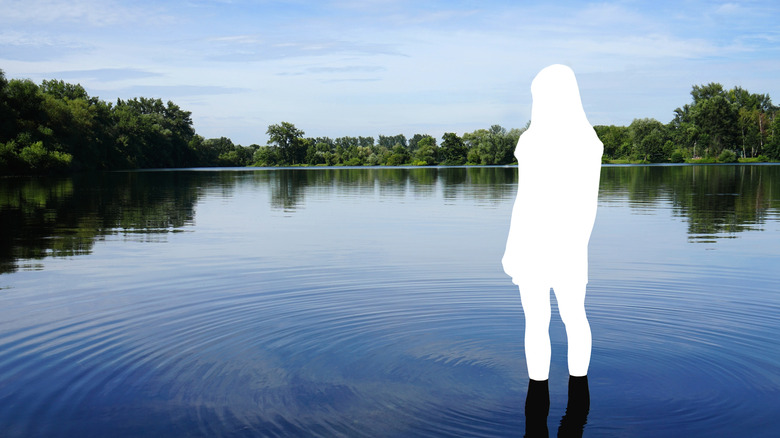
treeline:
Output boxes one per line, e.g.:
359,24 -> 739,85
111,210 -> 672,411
0,69 -> 259,174
254,121 -> 525,167
0,68 -> 525,174
596,83 -> 780,163
3,67 -> 779,175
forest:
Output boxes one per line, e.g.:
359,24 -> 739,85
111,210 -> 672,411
2,68 -> 779,175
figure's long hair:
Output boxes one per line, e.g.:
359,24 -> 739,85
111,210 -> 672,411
529,64 -> 592,133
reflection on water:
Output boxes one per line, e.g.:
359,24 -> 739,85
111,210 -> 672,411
524,376 -> 589,438
3,165 -> 780,273
0,172 -> 200,274
599,164 -> 780,241
0,165 -> 779,437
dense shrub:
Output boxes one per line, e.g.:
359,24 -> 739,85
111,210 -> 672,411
717,149 -> 738,163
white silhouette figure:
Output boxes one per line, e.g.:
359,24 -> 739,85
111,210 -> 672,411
502,64 -> 603,382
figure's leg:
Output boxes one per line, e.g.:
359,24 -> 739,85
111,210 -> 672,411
553,283 -> 591,377
518,285 -> 552,381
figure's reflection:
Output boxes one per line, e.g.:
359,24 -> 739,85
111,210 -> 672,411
524,376 -> 590,438
558,376 -> 590,437
524,379 -> 550,437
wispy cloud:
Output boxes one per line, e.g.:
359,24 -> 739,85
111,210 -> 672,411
0,30 -> 89,61
277,65 -> 386,77
205,36 -> 403,62
0,0 -> 147,26
117,85 -> 249,97
53,68 -> 163,82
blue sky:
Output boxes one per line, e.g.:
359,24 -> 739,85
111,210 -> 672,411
1,0 -> 779,145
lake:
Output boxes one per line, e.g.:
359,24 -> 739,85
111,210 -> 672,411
1,165 -> 779,437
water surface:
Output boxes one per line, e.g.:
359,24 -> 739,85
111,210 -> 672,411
1,165 -> 779,437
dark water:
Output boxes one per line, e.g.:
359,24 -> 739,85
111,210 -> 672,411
1,165 -> 779,437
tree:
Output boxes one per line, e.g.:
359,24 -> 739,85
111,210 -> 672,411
765,114 -> 780,160
440,132 -> 467,165
5,79 -> 44,139
462,125 -> 515,165
628,118 -> 667,162
378,134 -> 407,149
266,122 -> 306,165
0,69 -> 14,142
386,144 -> 410,165
358,136 -> 374,148
253,146 -> 281,166
40,79 -> 89,101
196,136 -> 238,166
412,136 -> 438,165
594,125 -> 631,159
409,133 -> 434,152
112,97 -> 196,168
680,83 -> 739,157
668,105 -> 700,158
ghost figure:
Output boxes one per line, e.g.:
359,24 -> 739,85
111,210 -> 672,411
502,64 -> 603,382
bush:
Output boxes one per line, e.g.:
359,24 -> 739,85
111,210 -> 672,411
17,141 -> 73,172
717,149 -> 738,163
670,150 -> 685,163
0,141 -> 21,172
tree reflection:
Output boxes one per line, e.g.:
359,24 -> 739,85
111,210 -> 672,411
0,172 -> 201,274
599,164 -> 780,241
2,165 -> 779,273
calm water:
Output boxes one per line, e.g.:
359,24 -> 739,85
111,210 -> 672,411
1,165 -> 779,437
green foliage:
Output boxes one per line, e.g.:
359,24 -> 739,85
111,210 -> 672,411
112,97 -> 197,168
386,144 -> 411,166
19,141 -> 73,172
412,136 -> 438,165
669,83 -> 775,160
717,149 -> 738,163
594,125 -> 631,159
440,132 -> 468,165
462,124 -> 519,165
0,71 -> 221,174
266,122 -> 306,165
378,134 -> 407,149
40,79 -> 89,101
628,118 -> 668,163
600,82 -> 778,163
0,141 -> 21,171
253,146 -> 281,166
3,68 -> 779,173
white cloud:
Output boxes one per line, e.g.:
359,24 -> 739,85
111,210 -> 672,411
0,0 -> 142,26
714,2 -> 742,15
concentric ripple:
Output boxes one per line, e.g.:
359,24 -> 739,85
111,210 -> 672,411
0,263 -> 529,437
